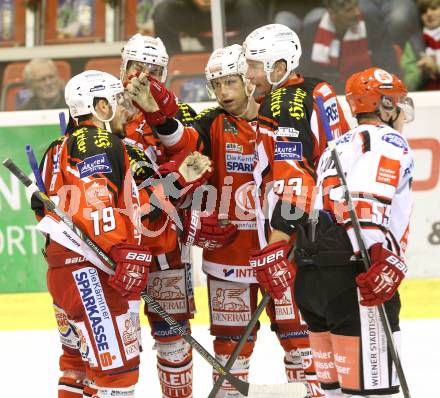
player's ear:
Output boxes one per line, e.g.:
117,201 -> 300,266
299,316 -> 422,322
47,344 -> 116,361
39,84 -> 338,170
94,98 -> 111,118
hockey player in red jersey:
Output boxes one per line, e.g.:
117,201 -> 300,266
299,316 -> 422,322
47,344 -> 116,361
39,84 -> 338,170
32,70 -> 211,398
119,33 -> 198,398
243,24 -> 350,398
295,67 -> 414,398
136,43 -> 270,397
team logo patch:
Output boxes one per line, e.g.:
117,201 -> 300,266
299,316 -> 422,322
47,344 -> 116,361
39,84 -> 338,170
274,142 -> 302,161
225,142 -> 244,153
276,127 -> 300,138
77,153 -> 112,178
376,156 -> 400,187
116,311 -> 140,361
147,269 -> 187,314
83,178 -> 110,206
225,153 -> 253,173
381,133 -> 408,152
210,279 -> 251,327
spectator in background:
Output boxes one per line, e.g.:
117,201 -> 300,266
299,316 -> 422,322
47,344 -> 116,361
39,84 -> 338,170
359,0 -> 422,50
270,0 -> 322,34
19,58 -> 66,110
300,0 -> 399,93
417,0 -> 440,89
152,0 -> 266,55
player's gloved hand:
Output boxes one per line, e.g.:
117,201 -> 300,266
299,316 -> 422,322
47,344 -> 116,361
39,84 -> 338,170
182,209 -> 239,249
249,241 -> 296,300
124,71 -> 178,125
355,244 -> 407,306
157,151 -> 213,195
108,244 -> 152,299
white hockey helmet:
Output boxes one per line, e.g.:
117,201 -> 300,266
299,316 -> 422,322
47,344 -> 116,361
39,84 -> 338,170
205,44 -> 245,82
243,24 -> 302,86
65,70 -> 124,122
205,44 -> 253,96
121,33 -> 169,83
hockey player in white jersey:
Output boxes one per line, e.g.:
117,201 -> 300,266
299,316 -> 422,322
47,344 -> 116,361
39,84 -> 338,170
294,67 -> 414,397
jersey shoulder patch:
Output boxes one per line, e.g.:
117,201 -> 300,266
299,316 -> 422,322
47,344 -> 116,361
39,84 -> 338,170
176,102 -> 197,126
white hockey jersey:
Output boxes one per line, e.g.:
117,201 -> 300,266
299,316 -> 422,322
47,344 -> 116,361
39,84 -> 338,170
314,123 -> 414,257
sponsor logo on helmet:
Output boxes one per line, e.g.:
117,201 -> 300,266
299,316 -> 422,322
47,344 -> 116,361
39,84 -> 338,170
374,69 -> 393,84
90,84 -> 105,92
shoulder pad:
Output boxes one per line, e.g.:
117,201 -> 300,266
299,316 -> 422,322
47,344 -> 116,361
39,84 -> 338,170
176,102 -> 197,126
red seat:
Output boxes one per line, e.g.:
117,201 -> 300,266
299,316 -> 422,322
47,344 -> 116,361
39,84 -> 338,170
84,57 -> 122,78
167,52 -> 210,80
166,52 -> 211,102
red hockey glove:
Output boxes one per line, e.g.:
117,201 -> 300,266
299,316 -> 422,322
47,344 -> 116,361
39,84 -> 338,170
182,209 -> 239,250
148,76 -> 179,118
355,244 -> 407,306
249,241 -> 296,300
124,72 -> 178,125
157,150 -> 212,194
108,244 -> 152,299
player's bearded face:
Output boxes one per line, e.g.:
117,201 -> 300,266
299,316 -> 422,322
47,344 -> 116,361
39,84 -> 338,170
210,75 -> 248,116
245,60 -> 272,97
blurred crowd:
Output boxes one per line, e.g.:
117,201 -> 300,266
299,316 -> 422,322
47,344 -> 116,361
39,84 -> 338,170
2,0 -> 440,111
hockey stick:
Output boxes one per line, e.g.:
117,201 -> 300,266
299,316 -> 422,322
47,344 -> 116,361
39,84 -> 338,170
316,96 -> 411,398
59,111 -> 67,135
25,145 -> 46,193
207,251 -> 306,398
2,157 -> 302,397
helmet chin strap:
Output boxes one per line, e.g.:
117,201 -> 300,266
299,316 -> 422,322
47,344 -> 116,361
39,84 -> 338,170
93,107 -> 116,133
378,106 -> 400,128
266,69 -> 290,90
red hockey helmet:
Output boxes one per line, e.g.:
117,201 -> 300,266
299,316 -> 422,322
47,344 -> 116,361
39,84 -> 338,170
345,67 -> 414,122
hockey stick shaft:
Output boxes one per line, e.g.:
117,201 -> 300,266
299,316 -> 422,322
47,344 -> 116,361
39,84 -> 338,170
2,157 -> 251,396
59,111 -> 67,135
316,97 -> 411,398
25,145 -> 46,193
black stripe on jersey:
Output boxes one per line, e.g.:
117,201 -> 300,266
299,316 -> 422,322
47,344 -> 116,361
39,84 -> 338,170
358,130 -> 371,153
351,192 -> 392,205
257,116 -> 278,132
298,160 -> 317,180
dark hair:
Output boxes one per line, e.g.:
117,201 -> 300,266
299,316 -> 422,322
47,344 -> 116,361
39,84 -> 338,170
356,112 -> 379,123
323,0 -> 358,10
417,0 -> 440,14
76,97 -> 108,123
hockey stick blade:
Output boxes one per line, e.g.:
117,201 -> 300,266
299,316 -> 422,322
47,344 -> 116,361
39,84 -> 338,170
3,157 -> 253,396
247,382 -> 307,398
